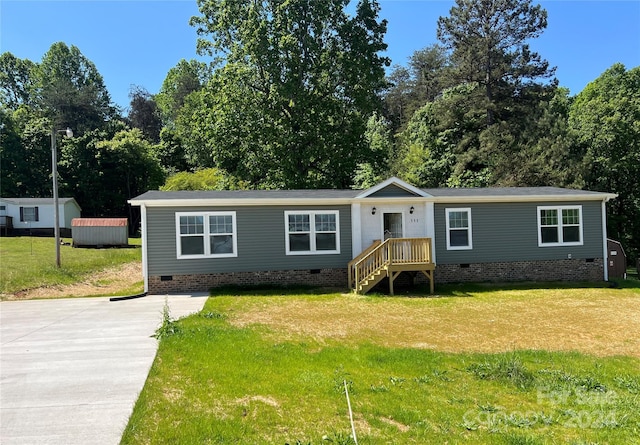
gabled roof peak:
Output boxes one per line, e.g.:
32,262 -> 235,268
355,177 -> 431,198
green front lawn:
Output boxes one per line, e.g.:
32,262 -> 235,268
0,236 -> 141,295
122,285 -> 640,444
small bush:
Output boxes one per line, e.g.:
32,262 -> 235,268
468,354 -> 535,389
153,300 -> 181,339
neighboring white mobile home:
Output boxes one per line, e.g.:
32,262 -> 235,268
0,198 -> 81,237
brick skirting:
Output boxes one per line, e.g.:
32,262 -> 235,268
433,258 -> 604,284
149,268 -> 348,294
149,258 -> 604,294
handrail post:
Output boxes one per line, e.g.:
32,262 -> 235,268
354,266 -> 359,292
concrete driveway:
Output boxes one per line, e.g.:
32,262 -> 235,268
0,294 -> 207,445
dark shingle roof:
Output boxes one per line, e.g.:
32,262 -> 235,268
130,185 -> 615,203
422,187 -> 608,197
131,189 -> 360,201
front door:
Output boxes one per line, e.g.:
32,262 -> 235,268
383,213 -> 403,240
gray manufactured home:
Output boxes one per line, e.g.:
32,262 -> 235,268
128,177 -> 617,294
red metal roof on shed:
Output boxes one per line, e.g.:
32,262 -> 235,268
72,218 -> 128,227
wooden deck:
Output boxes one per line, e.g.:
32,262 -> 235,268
348,238 -> 435,295
0,215 -> 13,236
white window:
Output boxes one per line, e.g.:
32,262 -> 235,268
537,206 -> 583,247
285,211 -> 340,255
446,208 -> 472,250
21,206 -> 38,222
175,212 -> 237,259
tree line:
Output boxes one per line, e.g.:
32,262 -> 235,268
0,0 -> 638,263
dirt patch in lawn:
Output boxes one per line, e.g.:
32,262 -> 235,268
230,290 -> 640,358
3,261 -> 142,300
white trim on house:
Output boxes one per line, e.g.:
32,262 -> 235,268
284,210 -> 340,255
537,205 -> 584,248
430,194 -> 617,204
141,204 -> 149,293
175,211 -> 238,259
602,201 -> 609,281
425,202 -> 436,264
351,203 -> 362,258
130,198 -> 355,207
355,176 -> 431,198
445,208 -> 473,250
129,193 -> 618,209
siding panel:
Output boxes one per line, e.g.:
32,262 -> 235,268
147,205 -> 351,276
369,184 -> 419,197
434,201 -> 603,264
72,227 -> 128,246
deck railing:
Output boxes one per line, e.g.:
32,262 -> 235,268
350,238 -> 433,292
386,237 -> 433,264
0,215 -> 13,236
347,239 -> 381,289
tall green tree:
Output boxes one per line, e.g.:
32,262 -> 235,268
0,108 -> 31,197
384,44 -> 451,132
352,112 -> 394,189
570,64 -> 640,262
34,42 -> 116,134
0,107 -> 54,197
153,128 -> 190,174
393,82 -> 579,189
154,60 -> 211,173
0,52 -> 36,110
437,0 -> 555,126
489,87 -> 582,187
188,0 -> 389,188
1,46 -> 118,206
127,86 -> 162,143
395,0 -> 560,187
60,127 -> 164,231
393,83 -> 479,188
155,59 -> 211,126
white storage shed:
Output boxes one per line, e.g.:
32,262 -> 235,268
72,218 -> 128,247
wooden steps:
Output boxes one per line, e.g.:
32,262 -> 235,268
349,238 -> 435,295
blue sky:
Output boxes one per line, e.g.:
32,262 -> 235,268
1,0 -> 639,110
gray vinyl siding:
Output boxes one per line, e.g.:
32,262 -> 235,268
369,184 -> 419,197
434,201 -> 603,264
146,205 -> 351,276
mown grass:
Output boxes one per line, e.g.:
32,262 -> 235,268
122,285 -> 640,444
0,236 -> 141,295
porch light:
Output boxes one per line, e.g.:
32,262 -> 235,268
371,207 -> 376,215
410,206 -> 415,214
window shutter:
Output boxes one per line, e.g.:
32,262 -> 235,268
35,207 -> 39,222
20,207 -> 24,222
